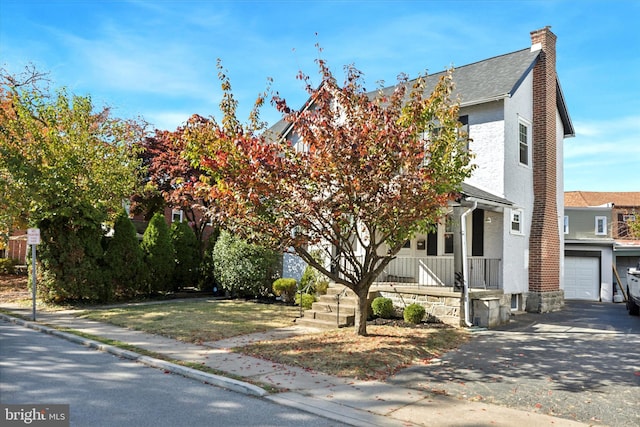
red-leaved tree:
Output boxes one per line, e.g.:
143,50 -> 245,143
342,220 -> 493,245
185,58 -> 474,335
133,127 -> 219,253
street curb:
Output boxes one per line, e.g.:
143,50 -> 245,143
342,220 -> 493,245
0,313 -> 267,397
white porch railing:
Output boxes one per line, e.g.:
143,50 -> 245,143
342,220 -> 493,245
379,256 -> 502,289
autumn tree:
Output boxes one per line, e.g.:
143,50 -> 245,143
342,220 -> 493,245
132,128 -> 218,254
0,66 -> 144,301
185,59 -> 474,335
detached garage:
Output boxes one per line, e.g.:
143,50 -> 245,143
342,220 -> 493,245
564,256 -> 599,300
563,248 -> 614,302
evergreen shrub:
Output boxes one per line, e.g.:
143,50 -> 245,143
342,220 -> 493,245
371,296 -> 395,319
403,303 -> 426,324
272,278 -> 297,302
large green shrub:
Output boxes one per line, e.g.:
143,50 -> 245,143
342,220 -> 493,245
371,296 -> 395,319
103,210 -> 144,299
140,212 -> 175,294
171,220 -> 200,291
403,303 -> 426,324
272,278 -> 297,303
213,230 -> 279,298
36,203 -> 108,303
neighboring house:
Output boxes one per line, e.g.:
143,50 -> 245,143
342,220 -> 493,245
274,26 -> 574,320
564,191 -> 640,302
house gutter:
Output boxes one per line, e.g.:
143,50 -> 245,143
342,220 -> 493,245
461,200 -> 477,327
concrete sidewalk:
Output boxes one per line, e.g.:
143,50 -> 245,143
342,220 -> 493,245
0,305 -> 587,427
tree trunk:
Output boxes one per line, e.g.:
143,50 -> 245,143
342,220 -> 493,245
354,288 -> 369,336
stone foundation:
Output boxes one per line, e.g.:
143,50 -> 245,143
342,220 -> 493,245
371,284 -> 511,328
525,290 -> 564,313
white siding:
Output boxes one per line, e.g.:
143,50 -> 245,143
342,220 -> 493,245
501,71 -> 534,295
556,109 -> 566,293
463,102 -> 505,196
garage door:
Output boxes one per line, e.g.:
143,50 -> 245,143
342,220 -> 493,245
564,256 -> 599,300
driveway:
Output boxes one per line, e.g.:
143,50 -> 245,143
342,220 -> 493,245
387,301 -> 640,426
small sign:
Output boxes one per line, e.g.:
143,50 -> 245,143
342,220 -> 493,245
27,228 -> 41,245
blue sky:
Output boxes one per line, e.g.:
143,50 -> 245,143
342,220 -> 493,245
1,0 -> 638,192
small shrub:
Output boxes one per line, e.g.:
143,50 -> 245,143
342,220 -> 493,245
371,297 -> 395,319
273,278 -> 297,303
404,303 -> 426,324
295,293 -> 316,309
315,278 -> 329,295
0,258 -> 17,274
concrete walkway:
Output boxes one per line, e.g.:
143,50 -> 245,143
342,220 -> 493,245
0,304 -> 588,427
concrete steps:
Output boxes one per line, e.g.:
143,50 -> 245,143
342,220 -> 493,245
296,284 -> 357,329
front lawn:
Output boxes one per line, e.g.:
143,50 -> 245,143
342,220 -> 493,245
79,300 -> 301,343
239,324 -> 467,380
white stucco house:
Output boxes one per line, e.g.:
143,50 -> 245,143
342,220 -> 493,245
277,27 -> 574,326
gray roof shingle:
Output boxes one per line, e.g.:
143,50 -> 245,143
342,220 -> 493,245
268,46 -> 574,138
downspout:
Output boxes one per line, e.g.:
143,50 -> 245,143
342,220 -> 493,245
461,200 -> 477,327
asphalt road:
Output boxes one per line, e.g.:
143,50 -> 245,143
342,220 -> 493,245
0,320 -> 345,427
388,301 -> 640,426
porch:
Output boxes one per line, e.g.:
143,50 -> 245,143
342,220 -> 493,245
375,256 -> 502,289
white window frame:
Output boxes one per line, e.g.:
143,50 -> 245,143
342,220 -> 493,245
563,216 -> 569,234
443,214 -> 454,254
171,209 -> 183,223
518,118 -> 531,166
510,208 -> 524,235
595,216 -> 607,235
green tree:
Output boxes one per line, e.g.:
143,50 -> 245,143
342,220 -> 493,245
171,220 -> 200,290
141,212 -> 175,293
1,67 -> 144,301
104,210 -> 145,298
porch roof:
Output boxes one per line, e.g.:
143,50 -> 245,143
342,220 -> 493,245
460,183 -> 513,208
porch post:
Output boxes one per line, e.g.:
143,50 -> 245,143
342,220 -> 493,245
453,205 -> 463,291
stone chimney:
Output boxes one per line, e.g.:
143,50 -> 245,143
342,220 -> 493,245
526,27 -> 564,313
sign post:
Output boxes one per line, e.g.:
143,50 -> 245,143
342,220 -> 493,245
27,228 -> 40,321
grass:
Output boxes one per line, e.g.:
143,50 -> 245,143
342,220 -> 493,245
78,300 -> 302,343
1,274 -> 469,380
239,325 -> 468,380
